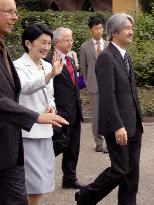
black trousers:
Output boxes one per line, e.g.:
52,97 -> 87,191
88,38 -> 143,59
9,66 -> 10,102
79,129 -> 142,205
62,120 -> 81,183
0,164 -> 28,205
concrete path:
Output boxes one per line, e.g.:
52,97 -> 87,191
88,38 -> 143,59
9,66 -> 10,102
43,122 -> 154,205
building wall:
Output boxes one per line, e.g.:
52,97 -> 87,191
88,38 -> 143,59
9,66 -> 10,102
47,0 -> 139,12
112,0 -> 139,12
92,0 -> 112,11
47,0 -> 112,11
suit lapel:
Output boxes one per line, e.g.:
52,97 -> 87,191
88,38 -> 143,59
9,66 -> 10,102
109,43 -> 131,79
128,56 -> 135,81
62,64 -> 75,88
104,40 -> 109,49
62,58 -> 76,88
21,53 -> 41,77
0,53 -> 17,90
89,40 -> 97,59
8,54 -> 21,92
90,39 -> 109,59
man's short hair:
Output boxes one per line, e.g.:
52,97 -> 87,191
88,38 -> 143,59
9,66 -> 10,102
106,13 -> 134,41
52,27 -> 72,45
88,16 -> 105,29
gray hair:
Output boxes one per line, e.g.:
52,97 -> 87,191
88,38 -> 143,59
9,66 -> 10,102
52,27 -> 72,45
106,13 -> 134,41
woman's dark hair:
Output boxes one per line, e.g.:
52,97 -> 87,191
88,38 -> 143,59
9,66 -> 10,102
22,23 -> 53,53
88,16 -> 105,29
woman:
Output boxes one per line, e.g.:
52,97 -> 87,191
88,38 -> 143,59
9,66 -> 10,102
14,23 -> 63,205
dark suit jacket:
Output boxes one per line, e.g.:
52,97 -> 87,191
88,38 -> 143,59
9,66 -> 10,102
95,43 -> 143,137
45,51 -> 53,64
0,52 -> 39,170
46,54 -> 83,125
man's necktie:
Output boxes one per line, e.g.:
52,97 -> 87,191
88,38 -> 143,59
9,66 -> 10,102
65,56 -> 75,85
123,53 -> 130,73
96,41 -> 101,55
0,38 -> 14,80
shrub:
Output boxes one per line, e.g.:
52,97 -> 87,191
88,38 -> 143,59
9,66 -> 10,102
128,10 -> 154,85
18,10 -> 110,52
129,41 -> 154,86
6,9 -> 154,86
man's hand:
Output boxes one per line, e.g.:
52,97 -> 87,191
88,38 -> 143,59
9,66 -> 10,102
115,127 -> 128,145
37,113 -> 69,127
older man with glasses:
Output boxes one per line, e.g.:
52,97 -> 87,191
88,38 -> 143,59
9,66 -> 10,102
46,27 -> 84,189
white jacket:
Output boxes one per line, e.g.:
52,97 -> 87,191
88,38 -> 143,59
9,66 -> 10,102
14,53 -> 55,138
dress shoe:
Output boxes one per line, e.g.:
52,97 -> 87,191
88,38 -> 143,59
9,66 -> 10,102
75,191 -> 96,205
62,181 -> 84,189
103,146 -> 108,154
95,145 -> 103,152
75,191 -> 81,205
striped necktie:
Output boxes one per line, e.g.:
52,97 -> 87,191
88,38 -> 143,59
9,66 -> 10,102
123,53 -> 130,73
96,41 -> 101,55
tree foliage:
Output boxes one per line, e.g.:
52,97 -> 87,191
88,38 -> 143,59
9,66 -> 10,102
6,9 -> 154,86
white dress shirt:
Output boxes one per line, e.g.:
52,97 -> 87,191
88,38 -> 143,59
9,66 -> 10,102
111,42 -> 126,58
92,37 -> 104,52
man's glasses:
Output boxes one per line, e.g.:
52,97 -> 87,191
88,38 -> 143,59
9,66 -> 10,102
63,39 -> 74,43
0,9 -> 18,16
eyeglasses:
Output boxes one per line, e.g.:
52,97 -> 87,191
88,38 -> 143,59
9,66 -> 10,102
63,39 -> 74,43
0,9 -> 18,16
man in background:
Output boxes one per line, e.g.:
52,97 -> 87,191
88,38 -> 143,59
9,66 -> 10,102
80,16 -> 108,152
46,27 -> 83,189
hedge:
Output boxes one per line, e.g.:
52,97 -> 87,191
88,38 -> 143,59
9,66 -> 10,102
6,8 -> 154,86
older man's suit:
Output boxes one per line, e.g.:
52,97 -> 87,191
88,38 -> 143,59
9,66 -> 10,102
76,43 -> 143,205
53,56 -> 83,185
80,39 -> 108,149
0,52 -> 38,204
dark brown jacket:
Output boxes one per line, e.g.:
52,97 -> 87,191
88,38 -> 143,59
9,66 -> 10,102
0,52 -> 38,169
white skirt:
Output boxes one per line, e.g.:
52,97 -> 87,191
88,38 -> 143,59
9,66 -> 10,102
23,138 -> 55,194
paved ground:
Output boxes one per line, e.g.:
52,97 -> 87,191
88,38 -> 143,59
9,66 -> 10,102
43,122 -> 154,205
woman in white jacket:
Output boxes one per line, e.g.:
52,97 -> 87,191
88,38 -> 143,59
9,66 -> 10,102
14,23 -> 63,205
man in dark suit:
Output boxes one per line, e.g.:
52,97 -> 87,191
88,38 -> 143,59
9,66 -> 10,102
75,13 -> 143,205
0,1 -> 68,204
80,16 -> 108,153
46,27 -> 83,189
